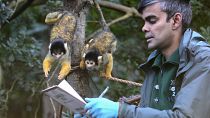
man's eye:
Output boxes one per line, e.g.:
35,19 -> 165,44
149,19 -> 157,24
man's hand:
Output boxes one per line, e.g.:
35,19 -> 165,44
74,113 -> 86,118
84,98 -> 119,118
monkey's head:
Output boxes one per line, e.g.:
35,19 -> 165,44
84,49 -> 102,71
49,38 -> 67,59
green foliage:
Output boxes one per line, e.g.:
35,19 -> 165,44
0,4 -> 46,118
0,33 -> 41,67
191,0 -> 210,31
0,1 -> 13,25
200,26 -> 210,41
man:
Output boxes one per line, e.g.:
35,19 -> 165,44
76,0 -> 210,117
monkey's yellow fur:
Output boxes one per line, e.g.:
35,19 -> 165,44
103,53 -> 113,78
43,11 -> 76,80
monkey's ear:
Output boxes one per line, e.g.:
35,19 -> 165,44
83,53 -> 86,58
89,39 -> 94,43
98,56 -> 102,61
49,43 -> 52,49
64,43 -> 68,49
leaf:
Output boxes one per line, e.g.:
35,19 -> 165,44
8,54 -> 15,62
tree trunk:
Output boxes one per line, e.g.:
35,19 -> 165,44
63,0 -> 96,100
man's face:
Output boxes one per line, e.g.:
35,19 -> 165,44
141,3 -> 174,50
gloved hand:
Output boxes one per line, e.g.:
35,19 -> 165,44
74,113 -> 87,118
84,98 -> 119,118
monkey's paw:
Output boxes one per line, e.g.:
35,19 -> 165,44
58,70 -> 70,80
44,71 -> 49,78
43,68 -> 50,78
58,71 -> 70,80
58,74 -> 65,80
100,72 -> 112,79
79,61 -> 86,70
105,74 -> 112,79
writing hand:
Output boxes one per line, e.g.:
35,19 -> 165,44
84,98 -> 119,118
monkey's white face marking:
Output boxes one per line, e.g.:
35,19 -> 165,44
52,52 -> 64,59
85,60 -> 96,71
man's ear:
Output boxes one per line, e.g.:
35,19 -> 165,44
171,13 -> 182,30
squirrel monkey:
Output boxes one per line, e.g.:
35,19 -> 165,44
80,31 -> 117,79
43,11 -> 76,80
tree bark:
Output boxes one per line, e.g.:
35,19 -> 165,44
63,0 -> 95,100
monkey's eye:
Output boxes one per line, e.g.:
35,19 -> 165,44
85,60 -> 90,64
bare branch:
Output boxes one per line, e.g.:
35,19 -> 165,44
93,0 -> 107,29
107,13 -> 132,26
9,0 -> 35,21
98,1 -> 141,17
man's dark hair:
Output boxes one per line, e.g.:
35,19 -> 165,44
138,0 -> 192,30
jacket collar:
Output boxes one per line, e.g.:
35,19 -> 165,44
138,50 -> 159,71
176,28 -> 204,76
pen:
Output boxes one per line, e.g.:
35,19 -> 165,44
85,86 -> 109,118
98,86 -> 109,98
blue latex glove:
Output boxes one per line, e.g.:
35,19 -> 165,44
74,113 -> 87,118
84,98 -> 119,118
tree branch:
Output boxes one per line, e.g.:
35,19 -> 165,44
98,1 -> 141,17
93,0 -> 107,29
107,12 -> 132,26
9,0 -> 35,21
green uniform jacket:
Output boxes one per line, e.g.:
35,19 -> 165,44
118,29 -> 210,118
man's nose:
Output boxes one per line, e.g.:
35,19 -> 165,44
142,23 -> 149,32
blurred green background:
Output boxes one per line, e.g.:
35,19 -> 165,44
0,0 -> 210,117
